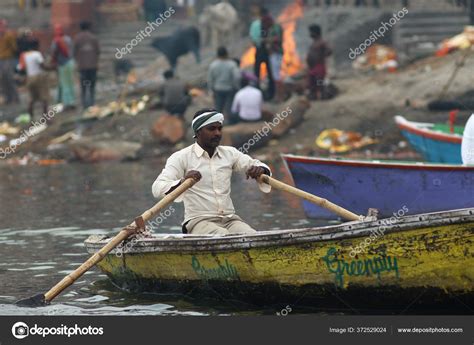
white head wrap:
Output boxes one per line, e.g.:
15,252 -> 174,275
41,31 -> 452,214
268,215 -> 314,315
191,111 -> 224,137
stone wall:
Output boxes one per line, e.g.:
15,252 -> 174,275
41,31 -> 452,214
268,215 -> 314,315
51,0 -> 96,33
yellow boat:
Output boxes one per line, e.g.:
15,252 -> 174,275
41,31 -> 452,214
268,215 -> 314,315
84,208 -> 474,311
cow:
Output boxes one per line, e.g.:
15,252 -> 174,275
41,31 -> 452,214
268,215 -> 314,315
151,26 -> 201,70
199,1 -> 239,49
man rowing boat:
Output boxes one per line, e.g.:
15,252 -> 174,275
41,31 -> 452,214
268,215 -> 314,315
152,109 -> 272,235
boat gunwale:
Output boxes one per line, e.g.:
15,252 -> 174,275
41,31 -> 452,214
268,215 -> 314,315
394,115 -> 463,144
281,154 -> 474,171
84,207 -> 474,254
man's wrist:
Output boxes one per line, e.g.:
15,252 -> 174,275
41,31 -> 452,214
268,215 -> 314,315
261,167 -> 270,176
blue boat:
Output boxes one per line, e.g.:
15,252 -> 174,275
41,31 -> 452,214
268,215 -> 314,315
395,115 -> 463,164
282,154 -> 474,220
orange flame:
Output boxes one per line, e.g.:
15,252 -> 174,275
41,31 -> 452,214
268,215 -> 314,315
127,70 -> 137,84
241,0 -> 304,78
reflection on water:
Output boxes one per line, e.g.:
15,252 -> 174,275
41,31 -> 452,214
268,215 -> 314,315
0,160 -> 326,316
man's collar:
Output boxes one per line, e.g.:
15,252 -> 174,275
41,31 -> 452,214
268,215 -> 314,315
193,143 -> 221,158
193,143 -> 205,157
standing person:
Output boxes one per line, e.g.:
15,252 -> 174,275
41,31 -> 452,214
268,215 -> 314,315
152,108 -> 272,235
207,46 -> 240,119
262,14 -> 284,102
74,21 -> 100,109
231,78 -> 263,124
306,24 -> 332,100
143,0 -> 167,22
0,19 -> 19,104
249,4 -> 262,50
250,7 -> 276,100
51,24 -> 75,109
17,39 -> 50,118
160,69 -> 191,117
16,28 -> 34,58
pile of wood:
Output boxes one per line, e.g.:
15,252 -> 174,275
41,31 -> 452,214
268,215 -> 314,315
69,140 -> 142,163
221,96 -> 310,149
151,114 -> 186,144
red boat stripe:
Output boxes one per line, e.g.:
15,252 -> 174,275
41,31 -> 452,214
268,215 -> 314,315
283,156 -> 474,171
397,122 -> 462,144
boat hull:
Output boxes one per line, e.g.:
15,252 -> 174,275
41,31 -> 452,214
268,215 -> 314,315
85,209 -> 474,311
395,115 -> 463,164
400,129 -> 462,164
282,155 -> 474,219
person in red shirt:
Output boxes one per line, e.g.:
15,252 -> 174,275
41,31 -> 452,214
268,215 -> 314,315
306,24 -> 332,100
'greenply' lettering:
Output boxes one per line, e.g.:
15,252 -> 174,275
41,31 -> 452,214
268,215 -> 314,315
191,256 -> 239,280
322,247 -> 399,288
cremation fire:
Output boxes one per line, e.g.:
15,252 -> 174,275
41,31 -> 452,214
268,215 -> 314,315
240,0 -> 304,78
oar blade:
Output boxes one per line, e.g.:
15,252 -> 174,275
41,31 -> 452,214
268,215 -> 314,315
15,178 -> 196,306
15,294 -> 48,308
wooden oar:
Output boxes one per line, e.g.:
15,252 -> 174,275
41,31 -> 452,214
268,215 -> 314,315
258,175 -> 363,221
16,178 -> 196,307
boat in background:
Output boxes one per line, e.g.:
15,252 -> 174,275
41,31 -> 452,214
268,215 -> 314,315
282,154 -> 474,220
395,115 -> 463,164
85,208 -> 474,311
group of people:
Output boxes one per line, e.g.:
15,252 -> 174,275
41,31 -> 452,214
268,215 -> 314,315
160,5 -> 332,125
206,5 -> 331,122
204,6 -> 284,125
0,19 -> 100,118
160,44 -> 268,126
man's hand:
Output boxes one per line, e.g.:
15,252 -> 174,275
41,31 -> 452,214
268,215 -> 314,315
183,170 -> 202,183
246,166 -> 266,180
165,170 -> 201,195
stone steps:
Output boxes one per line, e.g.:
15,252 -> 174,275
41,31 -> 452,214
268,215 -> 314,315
96,19 -> 193,76
1,7 -> 51,29
394,10 -> 470,57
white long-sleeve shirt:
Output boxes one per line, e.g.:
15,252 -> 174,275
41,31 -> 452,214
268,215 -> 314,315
152,143 -> 271,223
231,85 -> 263,121
462,114 -> 474,165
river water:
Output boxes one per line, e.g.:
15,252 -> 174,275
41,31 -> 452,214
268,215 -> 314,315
0,159 -> 328,316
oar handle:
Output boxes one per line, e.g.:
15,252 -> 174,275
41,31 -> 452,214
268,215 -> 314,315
140,178 -> 195,222
43,178 -> 196,303
258,175 -> 362,221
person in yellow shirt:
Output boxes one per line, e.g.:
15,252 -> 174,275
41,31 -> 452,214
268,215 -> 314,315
0,19 -> 19,104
